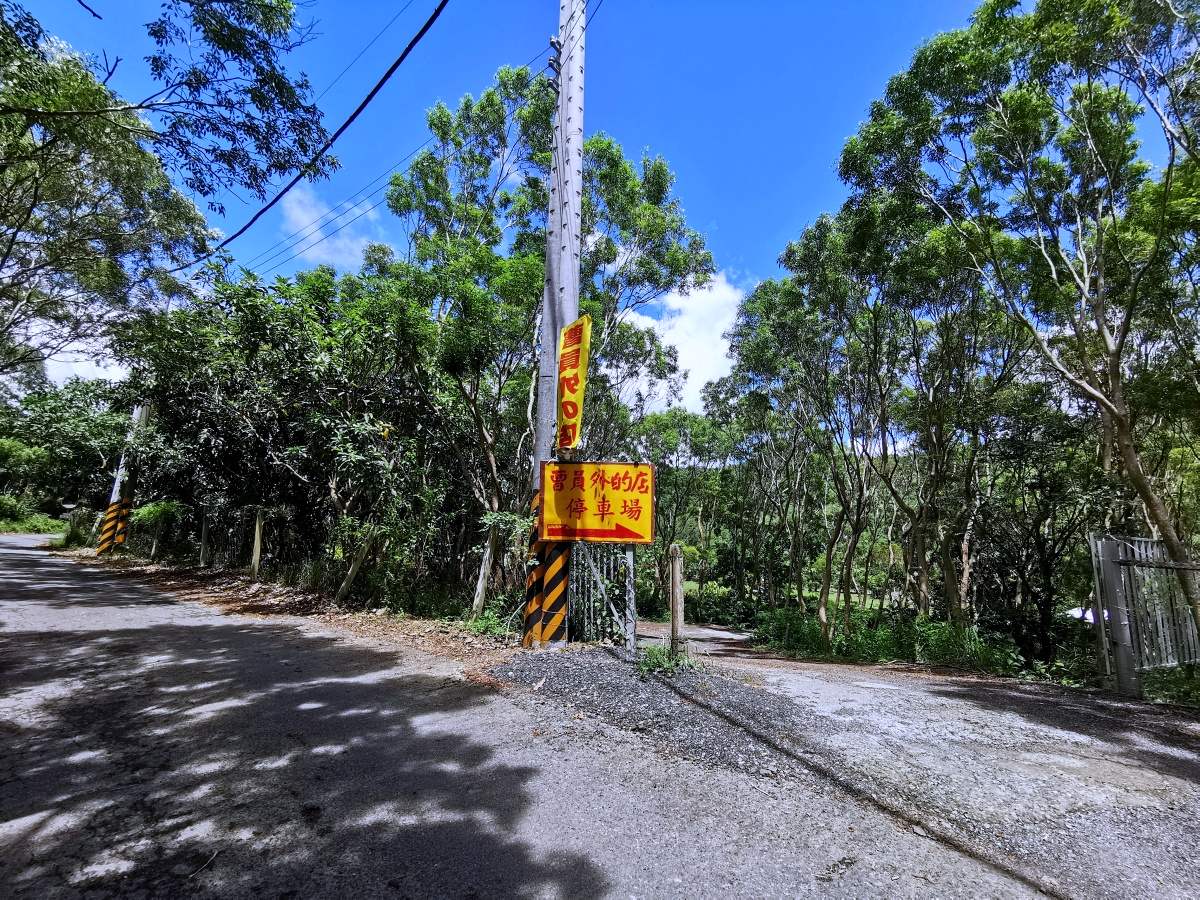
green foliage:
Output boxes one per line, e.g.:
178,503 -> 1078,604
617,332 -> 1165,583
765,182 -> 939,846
1142,667 -> 1200,708
0,0 -> 332,378
637,642 -> 699,677
129,500 -> 186,529
465,607 -> 509,637
755,608 -> 1025,676
0,491 -> 63,533
107,65 -> 711,616
0,492 -> 28,520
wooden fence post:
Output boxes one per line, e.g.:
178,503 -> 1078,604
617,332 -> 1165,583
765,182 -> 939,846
669,543 -> 684,657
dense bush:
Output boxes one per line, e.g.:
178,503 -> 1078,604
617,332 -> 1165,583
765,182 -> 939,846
754,607 -> 1029,676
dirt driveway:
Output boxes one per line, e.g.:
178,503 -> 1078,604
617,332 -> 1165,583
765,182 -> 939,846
639,619 -> 1200,897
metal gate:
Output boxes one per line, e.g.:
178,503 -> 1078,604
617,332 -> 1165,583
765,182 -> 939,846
1089,535 -> 1200,696
568,543 -> 637,651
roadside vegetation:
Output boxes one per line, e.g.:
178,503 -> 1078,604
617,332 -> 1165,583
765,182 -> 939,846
0,493 -> 63,534
2,0 -> 1200,694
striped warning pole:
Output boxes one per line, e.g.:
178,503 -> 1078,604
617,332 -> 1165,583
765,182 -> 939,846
96,498 -> 133,554
97,404 -> 148,555
539,543 -> 571,643
522,493 -> 546,646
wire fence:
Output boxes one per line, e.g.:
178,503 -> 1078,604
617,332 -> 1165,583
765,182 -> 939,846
568,542 -> 636,649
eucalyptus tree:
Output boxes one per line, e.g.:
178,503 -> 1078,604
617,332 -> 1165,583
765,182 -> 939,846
841,0 -> 1200,626
0,0 -> 330,381
384,66 -> 713,614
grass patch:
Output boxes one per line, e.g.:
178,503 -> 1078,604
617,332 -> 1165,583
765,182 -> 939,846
637,642 -> 699,677
465,607 -> 509,637
754,607 -> 1024,676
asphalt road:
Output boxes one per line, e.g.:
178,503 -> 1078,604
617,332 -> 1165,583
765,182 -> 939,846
0,537 -> 1187,898
640,619 -> 1200,897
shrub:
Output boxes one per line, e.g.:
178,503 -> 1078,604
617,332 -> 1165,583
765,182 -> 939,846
129,500 -> 186,529
465,607 -> 509,637
754,606 -> 1024,676
0,493 -> 31,520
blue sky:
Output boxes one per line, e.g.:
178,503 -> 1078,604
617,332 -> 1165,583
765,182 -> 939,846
34,0 -> 981,401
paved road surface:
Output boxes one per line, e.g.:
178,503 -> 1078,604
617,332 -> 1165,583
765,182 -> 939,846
2,535 -> 1035,898
640,619 -> 1200,896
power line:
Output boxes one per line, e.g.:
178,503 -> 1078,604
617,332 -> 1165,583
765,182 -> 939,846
173,0 -> 451,274
244,44 -> 558,276
205,7 -> 586,281
260,77 -> 554,276
241,45 -> 559,273
243,138 -> 432,269
259,192 -> 394,276
315,1 -> 419,102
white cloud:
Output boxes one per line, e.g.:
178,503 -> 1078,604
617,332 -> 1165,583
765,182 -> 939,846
43,349 -> 127,385
277,184 -> 382,270
627,271 -> 745,412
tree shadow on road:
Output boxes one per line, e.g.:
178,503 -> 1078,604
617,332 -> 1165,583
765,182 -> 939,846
927,679 -> 1200,785
0,548 -> 178,609
0,619 -> 608,898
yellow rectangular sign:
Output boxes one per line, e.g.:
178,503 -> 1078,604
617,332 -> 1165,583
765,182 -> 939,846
556,314 -> 591,450
540,461 -> 655,544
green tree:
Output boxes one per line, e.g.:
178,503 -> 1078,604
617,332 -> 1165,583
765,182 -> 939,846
0,0 -> 331,381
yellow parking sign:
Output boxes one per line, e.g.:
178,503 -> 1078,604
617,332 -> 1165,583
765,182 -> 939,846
540,461 -> 655,543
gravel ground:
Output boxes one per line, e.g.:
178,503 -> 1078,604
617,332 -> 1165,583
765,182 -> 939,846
494,646 -> 1200,900
496,649 -> 816,783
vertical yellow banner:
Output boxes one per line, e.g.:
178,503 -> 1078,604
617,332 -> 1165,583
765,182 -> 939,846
556,314 -> 591,450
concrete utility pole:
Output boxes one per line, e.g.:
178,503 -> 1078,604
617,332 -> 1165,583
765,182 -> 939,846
107,404 -> 149,507
524,0 -> 586,646
97,404 -> 149,554
533,0 -> 586,483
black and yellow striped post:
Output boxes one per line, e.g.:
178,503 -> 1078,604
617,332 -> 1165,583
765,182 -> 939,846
522,493 -> 546,647
522,490 -> 572,646
96,498 -> 132,554
539,543 -> 571,643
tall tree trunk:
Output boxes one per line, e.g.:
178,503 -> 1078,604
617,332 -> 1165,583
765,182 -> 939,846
470,523 -> 500,617
940,526 -> 962,624
818,509 -> 846,646
840,524 -> 863,634
791,526 -> 807,613
199,514 -> 209,567
910,524 -> 931,616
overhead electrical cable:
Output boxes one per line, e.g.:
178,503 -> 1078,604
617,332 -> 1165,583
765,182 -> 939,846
243,138 -> 433,270
245,46 -> 562,275
243,44 -> 557,272
315,0 -> 419,102
165,0 -> 451,275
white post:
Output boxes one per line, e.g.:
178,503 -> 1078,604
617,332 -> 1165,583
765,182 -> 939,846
199,514 -> 209,567
250,508 -> 265,581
